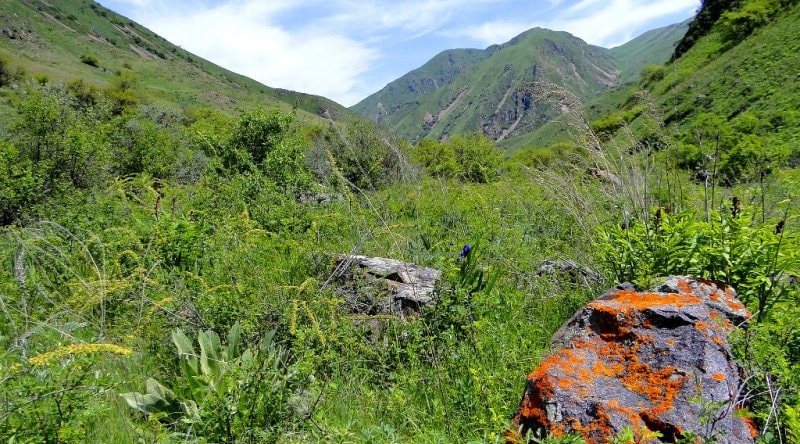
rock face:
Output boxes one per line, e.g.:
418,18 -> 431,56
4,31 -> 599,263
333,255 -> 441,318
511,277 -> 756,443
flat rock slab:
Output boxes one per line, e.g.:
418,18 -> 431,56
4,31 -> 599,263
511,277 -> 756,443
334,255 -> 442,317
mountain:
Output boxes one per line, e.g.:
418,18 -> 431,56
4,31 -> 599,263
0,0 -> 355,121
610,19 -> 691,84
353,23 -> 688,146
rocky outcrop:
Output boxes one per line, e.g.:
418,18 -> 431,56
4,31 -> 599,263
333,255 -> 441,318
510,277 -> 755,443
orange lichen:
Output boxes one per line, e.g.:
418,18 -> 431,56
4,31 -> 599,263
514,283 -> 743,443
738,409 -> 759,438
726,298 -> 745,311
590,291 -> 703,314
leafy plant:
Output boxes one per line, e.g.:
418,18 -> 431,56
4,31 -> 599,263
121,324 -> 302,441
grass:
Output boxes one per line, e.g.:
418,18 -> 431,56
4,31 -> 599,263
0,0 -> 355,122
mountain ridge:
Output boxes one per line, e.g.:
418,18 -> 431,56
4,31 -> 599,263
353,21 -> 689,146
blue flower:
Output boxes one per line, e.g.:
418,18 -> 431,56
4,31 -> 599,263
460,244 -> 472,258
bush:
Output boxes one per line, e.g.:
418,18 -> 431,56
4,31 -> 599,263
597,203 -> 798,321
0,55 -> 10,87
225,108 -> 312,191
80,54 -> 99,67
640,64 -> 666,85
319,119 -> 406,190
0,141 -> 41,224
718,0 -> 772,45
411,133 -> 502,183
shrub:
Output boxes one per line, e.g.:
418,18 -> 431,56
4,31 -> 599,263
0,55 -> 10,87
718,0 -> 773,45
0,141 -> 40,225
320,119 -> 407,190
597,203 -> 798,321
226,108 -> 312,191
80,54 -> 99,67
640,64 -> 666,85
412,133 -> 502,183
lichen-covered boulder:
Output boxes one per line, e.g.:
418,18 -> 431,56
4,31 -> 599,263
510,277 -> 756,443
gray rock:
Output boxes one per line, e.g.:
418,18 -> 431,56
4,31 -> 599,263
333,255 -> 441,318
537,259 -> 603,286
511,277 -> 756,443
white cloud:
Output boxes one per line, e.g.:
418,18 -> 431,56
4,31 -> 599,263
129,0 -> 377,106
553,0 -> 700,47
447,0 -> 699,48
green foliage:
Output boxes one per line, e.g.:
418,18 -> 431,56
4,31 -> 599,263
640,64 -> 666,85
314,119 -> 406,190
412,133 -> 502,183
66,78 -> 99,108
223,108 -> 312,191
674,113 -> 790,185
785,403 -> 800,443
718,0 -> 773,45
609,426 -> 662,444
598,203 -> 798,320
80,54 -> 100,67
0,141 -> 40,225
0,55 -> 10,86
591,109 -> 640,141
122,324 -> 302,441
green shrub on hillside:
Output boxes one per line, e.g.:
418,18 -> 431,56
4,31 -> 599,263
225,108 -> 312,191
0,55 -> 10,86
412,132 -> 501,183
79,54 -> 99,67
0,141 -> 40,225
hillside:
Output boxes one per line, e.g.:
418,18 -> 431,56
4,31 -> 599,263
592,0 -> 800,177
0,0 -> 355,121
2,0 -> 800,442
353,23 -> 688,146
610,19 -> 691,84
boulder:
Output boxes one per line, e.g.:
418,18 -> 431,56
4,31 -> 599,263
510,277 -> 756,443
537,259 -> 603,286
333,255 -> 441,318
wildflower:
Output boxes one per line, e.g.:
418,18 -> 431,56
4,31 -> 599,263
460,244 -> 472,258
27,343 -> 133,366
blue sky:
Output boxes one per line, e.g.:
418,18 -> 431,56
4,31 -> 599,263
98,0 -> 700,106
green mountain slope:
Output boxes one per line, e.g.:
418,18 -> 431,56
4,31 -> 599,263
354,28 -> 622,145
353,48 -> 490,127
354,24 -> 688,146
0,0 -> 355,121
656,1 -> 800,136
610,19 -> 691,84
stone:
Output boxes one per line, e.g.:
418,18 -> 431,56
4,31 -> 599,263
537,259 -> 603,286
586,168 -> 623,187
333,255 -> 441,318
510,277 -> 756,443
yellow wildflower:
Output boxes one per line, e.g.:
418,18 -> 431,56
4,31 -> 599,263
27,343 -> 133,366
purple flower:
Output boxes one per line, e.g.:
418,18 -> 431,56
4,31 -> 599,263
460,244 -> 472,258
